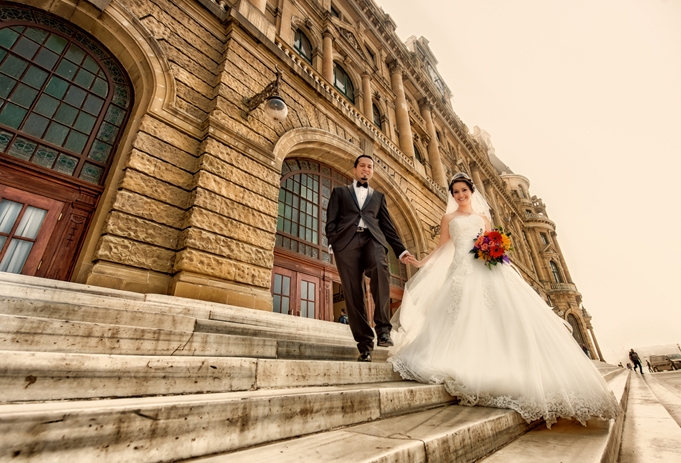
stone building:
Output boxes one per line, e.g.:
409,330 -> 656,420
0,0 -> 604,360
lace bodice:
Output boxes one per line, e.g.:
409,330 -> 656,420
449,214 -> 485,263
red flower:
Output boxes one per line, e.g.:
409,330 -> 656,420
487,231 -> 502,242
489,245 -> 505,258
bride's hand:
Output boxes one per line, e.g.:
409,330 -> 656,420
409,257 -> 425,268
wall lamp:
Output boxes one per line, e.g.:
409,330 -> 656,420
241,66 -> 288,122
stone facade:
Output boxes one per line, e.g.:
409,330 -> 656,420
4,0 -> 603,360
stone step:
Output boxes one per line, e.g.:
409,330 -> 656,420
0,273 -> 355,341
0,296 -> 197,332
196,318 -> 353,347
0,351 -> 401,403
619,372 -> 681,462
479,369 -> 630,463
0,313 -> 277,358
0,381 -> 455,462
0,313 -> 387,362
189,400 -> 533,463
197,368 -> 623,463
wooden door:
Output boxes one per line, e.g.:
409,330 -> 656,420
0,184 -> 63,275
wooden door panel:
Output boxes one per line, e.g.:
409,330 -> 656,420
0,184 -> 64,276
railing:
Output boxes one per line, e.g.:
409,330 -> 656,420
525,213 -> 555,227
550,282 -> 578,293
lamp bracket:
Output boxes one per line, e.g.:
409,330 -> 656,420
242,67 -> 284,117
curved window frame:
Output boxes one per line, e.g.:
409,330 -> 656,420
549,260 -> 563,283
332,63 -> 354,103
293,29 -> 312,64
0,7 -> 132,188
413,145 -> 424,164
372,103 -> 382,129
567,313 -> 586,346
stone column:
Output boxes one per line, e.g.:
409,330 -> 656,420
589,327 -> 605,362
419,100 -> 447,188
526,230 -> 549,282
389,61 -> 415,158
276,0 -> 294,44
322,31 -> 334,83
362,72 -> 373,119
250,0 -> 267,14
471,166 -> 486,196
512,216 -> 531,267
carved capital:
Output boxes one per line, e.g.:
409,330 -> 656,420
388,59 -> 403,75
418,97 -> 432,112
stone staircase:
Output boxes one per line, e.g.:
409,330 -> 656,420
0,272 -> 678,462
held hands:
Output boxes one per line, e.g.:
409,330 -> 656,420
400,252 -> 423,268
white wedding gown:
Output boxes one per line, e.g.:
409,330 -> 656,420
388,214 -> 620,427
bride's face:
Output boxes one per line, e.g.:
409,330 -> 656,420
451,182 -> 472,206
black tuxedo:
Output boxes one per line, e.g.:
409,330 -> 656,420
326,183 -> 407,353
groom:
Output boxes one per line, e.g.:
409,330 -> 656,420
326,155 -> 413,362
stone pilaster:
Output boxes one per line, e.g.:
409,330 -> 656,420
389,61 -> 415,158
250,0 -> 267,14
589,326 -> 605,362
322,31 -> 334,82
419,100 -> 447,188
362,72 -> 372,120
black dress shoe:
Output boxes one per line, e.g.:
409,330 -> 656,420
358,352 -> 372,362
377,333 -> 394,347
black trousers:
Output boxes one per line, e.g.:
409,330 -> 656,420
334,230 -> 392,353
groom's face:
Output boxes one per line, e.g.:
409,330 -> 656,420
353,158 -> 374,183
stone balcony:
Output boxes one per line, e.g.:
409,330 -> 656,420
549,282 -> 580,293
524,213 -> 556,228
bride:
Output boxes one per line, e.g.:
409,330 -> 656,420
388,172 -> 620,427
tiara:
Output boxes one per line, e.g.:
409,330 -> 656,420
449,172 -> 472,183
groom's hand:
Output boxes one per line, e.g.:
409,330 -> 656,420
399,252 -> 412,264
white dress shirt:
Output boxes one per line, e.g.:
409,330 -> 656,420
354,181 -> 369,228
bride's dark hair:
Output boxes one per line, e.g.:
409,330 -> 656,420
449,174 -> 476,196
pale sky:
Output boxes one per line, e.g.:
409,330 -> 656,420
377,0 -> 681,362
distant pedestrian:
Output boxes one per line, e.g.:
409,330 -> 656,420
338,308 -> 349,325
581,344 -> 591,358
629,349 -> 644,375
618,362 -> 623,368
646,359 -> 653,373
626,363 -> 632,370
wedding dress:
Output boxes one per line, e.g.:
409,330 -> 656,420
388,213 -> 620,427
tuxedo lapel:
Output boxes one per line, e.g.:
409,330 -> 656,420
363,187 -> 375,211
347,184 -> 360,210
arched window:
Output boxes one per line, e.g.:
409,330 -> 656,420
518,186 -> 526,198
567,314 -> 586,346
0,4 -> 133,281
333,63 -> 354,103
0,18 -> 132,185
293,29 -> 312,64
413,145 -> 424,164
372,103 -> 381,129
550,261 -> 563,283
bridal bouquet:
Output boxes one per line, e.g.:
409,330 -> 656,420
470,227 -> 513,269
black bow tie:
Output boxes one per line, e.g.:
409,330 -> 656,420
357,181 -> 368,188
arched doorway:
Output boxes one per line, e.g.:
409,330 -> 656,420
271,157 -> 407,322
0,3 -> 132,280
567,313 -> 586,346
